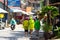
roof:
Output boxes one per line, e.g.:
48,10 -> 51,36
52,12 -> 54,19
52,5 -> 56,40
10,8 -> 27,14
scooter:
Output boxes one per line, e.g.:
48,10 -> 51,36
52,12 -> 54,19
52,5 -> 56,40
11,24 -> 15,30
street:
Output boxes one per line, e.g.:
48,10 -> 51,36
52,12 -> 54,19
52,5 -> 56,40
0,0 -> 60,40
0,24 -> 30,40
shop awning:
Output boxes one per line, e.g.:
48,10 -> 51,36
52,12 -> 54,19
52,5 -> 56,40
26,12 -> 35,15
0,8 -> 8,13
10,8 -> 35,15
10,8 -> 27,14
10,8 -> 22,12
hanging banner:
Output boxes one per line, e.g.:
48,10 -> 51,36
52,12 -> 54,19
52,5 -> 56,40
0,14 -> 4,18
26,7 -> 32,13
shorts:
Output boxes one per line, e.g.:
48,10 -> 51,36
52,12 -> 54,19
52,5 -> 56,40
25,30 -> 28,32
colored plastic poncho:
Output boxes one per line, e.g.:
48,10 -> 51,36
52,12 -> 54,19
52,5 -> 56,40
29,17 -> 34,30
23,20 -> 29,30
10,18 -> 17,25
34,19 -> 41,30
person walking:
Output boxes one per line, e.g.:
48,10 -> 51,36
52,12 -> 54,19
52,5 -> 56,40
29,16 -> 34,36
34,17 -> 41,36
10,18 -> 17,30
23,18 -> 29,37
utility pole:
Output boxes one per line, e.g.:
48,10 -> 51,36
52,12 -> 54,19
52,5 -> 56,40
4,0 -> 5,9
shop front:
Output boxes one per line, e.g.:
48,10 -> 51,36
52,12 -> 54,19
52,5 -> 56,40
9,8 -> 27,24
0,8 -> 8,29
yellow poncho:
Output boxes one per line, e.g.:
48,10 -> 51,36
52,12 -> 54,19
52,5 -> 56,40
23,20 -> 29,30
29,17 -> 34,30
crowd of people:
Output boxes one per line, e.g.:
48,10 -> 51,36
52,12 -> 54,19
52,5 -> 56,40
9,14 -> 60,39
10,15 -> 41,37
23,16 -> 41,37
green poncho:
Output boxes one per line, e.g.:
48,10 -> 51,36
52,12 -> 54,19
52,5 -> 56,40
34,19 -> 41,30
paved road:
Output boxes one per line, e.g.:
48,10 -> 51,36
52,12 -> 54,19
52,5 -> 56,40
0,24 -> 30,40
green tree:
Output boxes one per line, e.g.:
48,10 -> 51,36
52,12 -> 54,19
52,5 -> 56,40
41,6 -> 59,32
